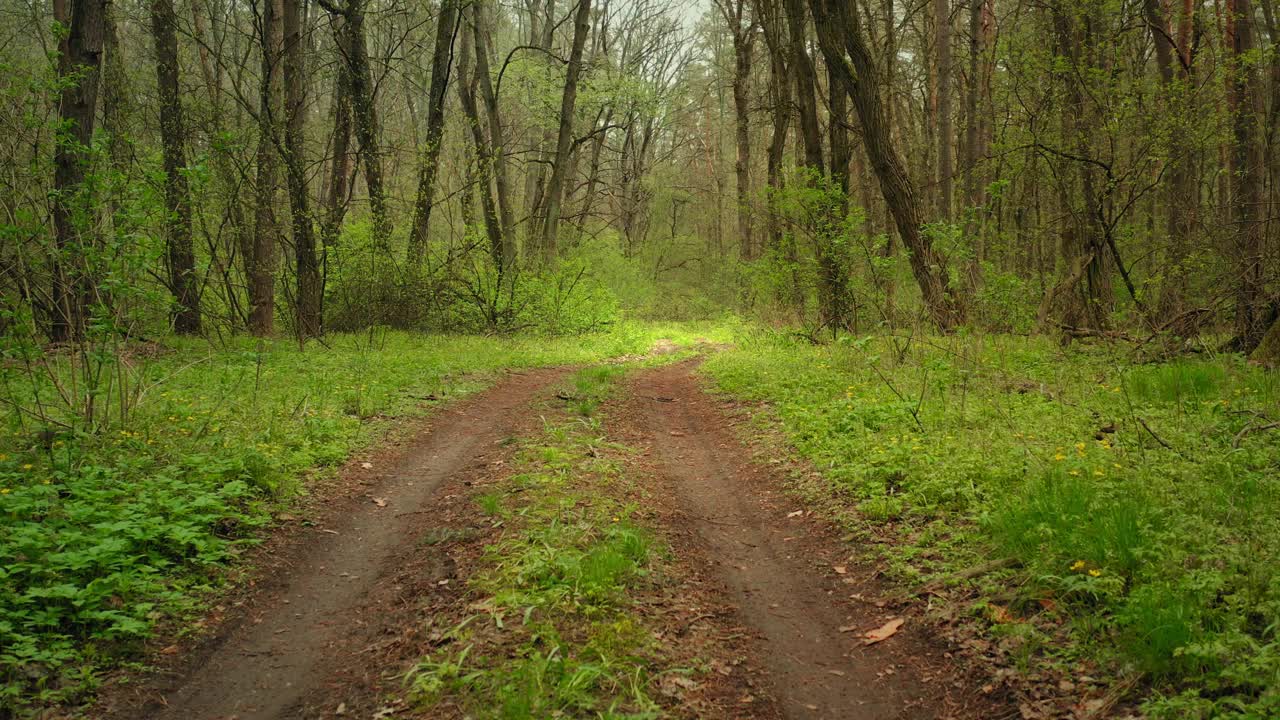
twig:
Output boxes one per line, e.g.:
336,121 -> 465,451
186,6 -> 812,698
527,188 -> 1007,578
1233,421 -> 1280,449
1137,416 -> 1188,458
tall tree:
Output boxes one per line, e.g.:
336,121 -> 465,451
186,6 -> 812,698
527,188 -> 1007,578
714,0 -> 758,259
934,0 -> 953,218
150,0 -> 201,334
807,0 -> 966,329
50,0 -> 107,342
538,0 -> 593,262
281,0 -> 321,337
250,0 -> 284,336
1228,0 -> 1267,348
472,0 -> 516,261
408,0 -> 462,263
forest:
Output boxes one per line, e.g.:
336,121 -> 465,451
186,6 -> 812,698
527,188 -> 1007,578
1,0 -> 1279,716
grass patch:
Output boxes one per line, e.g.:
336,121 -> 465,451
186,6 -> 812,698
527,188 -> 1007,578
0,323 -> 713,715
405,404 -> 684,719
700,329 -> 1280,718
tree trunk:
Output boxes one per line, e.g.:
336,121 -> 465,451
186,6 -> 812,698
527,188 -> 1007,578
408,0 -> 461,263
282,0 -> 321,337
755,0 -> 792,258
250,0 -> 284,336
934,0 -> 953,219
784,0 -> 824,172
50,0 -> 106,342
808,0 -> 966,330
718,0 -> 756,259
321,11 -> 354,252
1229,0 -> 1267,349
456,6 -> 506,270
472,0 -> 516,262
538,0 -> 593,263
343,0 -> 391,248
151,0 -> 201,334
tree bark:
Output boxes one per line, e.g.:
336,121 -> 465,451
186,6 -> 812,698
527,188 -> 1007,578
538,0 -> 593,263
321,11 -> 354,252
456,6 -> 506,270
717,0 -> 757,259
250,0 -> 284,336
343,0 -> 391,248
808,0 -> 966,330
50,0 -> 106,342
408,0 -> 461,263
151,0 -> 201,334
282,0 -> 321,337
934,0 -> 953,219
1229,0 -> 1267,349
472,0 -> 516,262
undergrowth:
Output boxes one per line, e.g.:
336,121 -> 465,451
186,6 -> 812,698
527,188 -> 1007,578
0,323 -> 724,714
405,367 -> 685,718
700,330 -> 1280,718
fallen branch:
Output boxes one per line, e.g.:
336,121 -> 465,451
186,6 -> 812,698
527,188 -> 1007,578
1233,421 -> 1280,448
1137,416 -> 1188,458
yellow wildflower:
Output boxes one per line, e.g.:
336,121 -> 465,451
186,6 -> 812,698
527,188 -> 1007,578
0,488 -> 9,494
1054,453 -> 1067,461
21,464 -> 33,471
1070,560 -> 1086,571
1088,569 -> 1102,577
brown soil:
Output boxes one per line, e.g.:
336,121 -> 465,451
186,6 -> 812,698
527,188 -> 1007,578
95,358 -> 1017,720
97,368 -> 568,720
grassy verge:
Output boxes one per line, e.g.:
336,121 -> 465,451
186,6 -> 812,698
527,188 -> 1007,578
700,330 -> 1280,718
0,322 -> 729,713
405,365 -> 690,718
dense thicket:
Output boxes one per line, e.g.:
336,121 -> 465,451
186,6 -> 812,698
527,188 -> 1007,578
0,0 -> 1277,354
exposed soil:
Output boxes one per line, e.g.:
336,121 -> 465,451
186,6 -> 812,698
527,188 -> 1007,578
96,357 -> 1017,720
98,368 -> 568,720
609,361 -> 1013,720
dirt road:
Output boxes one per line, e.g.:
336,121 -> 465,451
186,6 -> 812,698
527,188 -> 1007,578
105,359 -> 1004,720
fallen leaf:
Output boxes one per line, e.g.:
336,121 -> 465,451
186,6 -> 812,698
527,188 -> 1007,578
863,617 -> 904,645
833,565 -> 847,575
669,430 -> 686,437
335,702 -> 346,715
838,625 -> 857,633
160,644 -> 179,655
787,510 -> 804,518
990,605 -> 1015,623
373,497 -> 388,507
360,462 -> 373,469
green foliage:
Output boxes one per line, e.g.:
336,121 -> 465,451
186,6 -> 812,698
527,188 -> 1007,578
702,331 -> 1280,717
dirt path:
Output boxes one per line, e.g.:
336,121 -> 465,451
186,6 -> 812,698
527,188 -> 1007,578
107,368 -> 566,720
613,361 -> 999,720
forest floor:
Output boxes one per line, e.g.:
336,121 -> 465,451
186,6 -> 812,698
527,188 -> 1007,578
89,352 -> 1017,720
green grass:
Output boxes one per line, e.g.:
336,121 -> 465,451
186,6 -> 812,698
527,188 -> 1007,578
406,376 -> 681,718
0,323 -> 709,715
700,329 -> 1280,719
